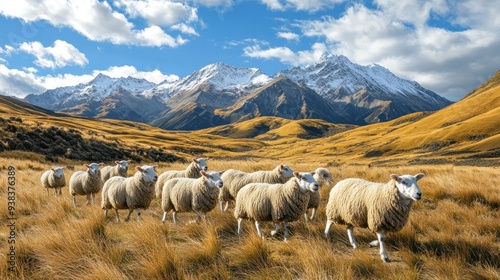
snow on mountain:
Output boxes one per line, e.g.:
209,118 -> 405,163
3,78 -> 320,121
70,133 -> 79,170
143,62 -> 271,100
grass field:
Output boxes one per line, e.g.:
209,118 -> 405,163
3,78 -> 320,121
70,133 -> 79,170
1,158 -> 499,279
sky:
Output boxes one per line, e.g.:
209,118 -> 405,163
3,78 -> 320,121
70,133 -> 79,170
0,0 -> 499,102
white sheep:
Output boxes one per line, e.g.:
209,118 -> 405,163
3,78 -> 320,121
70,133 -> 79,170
155,158 -> 208,199
324,173 -> 425,262
101,159 -> 131,182
234,172 -> 318,241
304,167 -> 334,221
161,171 -> 223,224
219,164 -> 294,212
101,165 -> 158,222
41,167 -> 66,198
69,163 -> 104,207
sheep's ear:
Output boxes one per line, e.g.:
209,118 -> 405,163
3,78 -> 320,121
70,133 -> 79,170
51,168 -> 55,172
193,158 -> 198,163
310,172 -> 316,176
127,159 -> 131,163
415,173 -> 425,181
115,161 -> 120,165
218,170 -> 225,176
390,174 -> 400,182
293,172 -> 301,179
152,165 -> 158,170
279,164 -> 284,171
61,166 -> 65,169
200,171 -> 207,177
136,166 -> 143,172
99,163 -> 104,166
84,164 -> 90,168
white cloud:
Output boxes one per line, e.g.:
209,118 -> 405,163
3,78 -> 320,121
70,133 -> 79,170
277,32 -> 299,41
261,0 -> 344,12
0,63 -> 179,98
0,0 -> 187,47
171,23 -> 199,36
19,40 -> 88,69
115,0 -> 198,26
244,43 -> 326,66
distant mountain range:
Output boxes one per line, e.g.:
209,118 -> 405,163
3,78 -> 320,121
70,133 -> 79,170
24,54 -> 452,130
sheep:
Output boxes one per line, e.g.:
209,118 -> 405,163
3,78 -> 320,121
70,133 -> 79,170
155,158 -> 208,199
69,163 -> 104,207
161,171 -> 224,224
304,167 -> 334,221
41,167 -> 66,198
234,172 -> 318,241
101,159 -> 131,182
219,164 -> 294,212
324,173 -> 425,263
101,165 -> 158,222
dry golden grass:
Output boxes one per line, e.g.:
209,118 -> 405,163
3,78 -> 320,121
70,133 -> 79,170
1,159 -> 499,279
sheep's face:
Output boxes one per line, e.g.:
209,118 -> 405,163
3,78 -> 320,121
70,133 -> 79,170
314,168 -> 334,187
391,173 -> 425,201
51,167 -> 65,178
116,160 -> 130,171
202,171 -> 223,188
279,164 -> 294,179
194,158 -> 208,171
295,172 -> 319,192
137,166 -> 158,183
85,163 -> 103,177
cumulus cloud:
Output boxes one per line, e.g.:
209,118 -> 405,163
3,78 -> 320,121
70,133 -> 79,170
0,0 -> 187,47
261,0 -> 344,11
277,32 -> 299,41
244,43 -> 326,66
0,63 -> 179,98
19,40 -> 88,69
115,0 -> 198,26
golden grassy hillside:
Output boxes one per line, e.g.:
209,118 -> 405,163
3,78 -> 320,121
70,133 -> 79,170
0,159 -> 499,279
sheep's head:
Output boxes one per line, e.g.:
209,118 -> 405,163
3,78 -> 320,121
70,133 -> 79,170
51,167 -> 65,178
115,160 -> 131,171
136,165 -> 158,183
294,172 -> 319,192
314,168 -> 334,187
85,163 -> 103,177
201,171 -> 223,188
194,158 -> 208,171
390,173 -> 425,201
278,164 -> 294,179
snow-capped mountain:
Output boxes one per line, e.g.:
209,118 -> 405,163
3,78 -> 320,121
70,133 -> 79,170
23,55 -> 452,129
278,54 -> 451,123
144,62 -> 271,101
24,74 -> 158,111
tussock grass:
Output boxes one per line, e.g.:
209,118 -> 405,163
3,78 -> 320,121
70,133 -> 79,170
1,160 -> 499,279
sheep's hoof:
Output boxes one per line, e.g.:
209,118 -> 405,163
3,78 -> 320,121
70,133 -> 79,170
368,240 -> 379,247
382,257 -> 390,263
270,230 -> 278,236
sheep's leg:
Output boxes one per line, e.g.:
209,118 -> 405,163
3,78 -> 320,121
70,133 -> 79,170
172,212 -> 178,224
271,223 -> 281,236
254,221 -> 264,238
53,188 -> 58,197
324,220 -> 333,238
114,209 -> 120,222
223,201 -> 230,212
237,218 -> 243,237
58,188 -> 62,197
135,209 -> 141,221
304,212 -> 309,222
104,209 -> 108,219
72,196 -> 77,208
283,222 -> 290,242
347,225 -> 358,249
162,212 -> 168,224
203,213 -> 208,223
219,200 -> 225,212
195,211 -> 201,223
46,188 -> 50,198
310,208 -> 317,220
86,194 -> 91,205
376,231 -> 390,263
91,193 -> 95,205
124,209 -> 133,222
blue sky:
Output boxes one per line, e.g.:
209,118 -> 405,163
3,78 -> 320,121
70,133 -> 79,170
1,0 -> 499,101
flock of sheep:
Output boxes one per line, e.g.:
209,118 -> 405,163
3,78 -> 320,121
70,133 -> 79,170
41,158 -> 425,262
